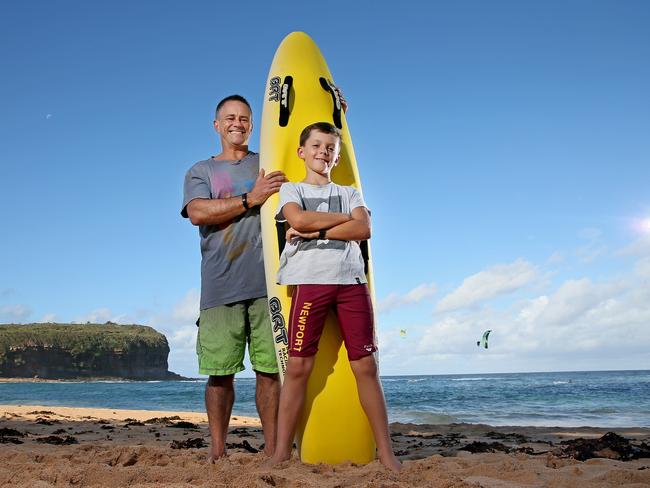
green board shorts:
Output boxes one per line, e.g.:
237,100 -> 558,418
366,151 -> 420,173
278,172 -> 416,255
196,297 -> 279,376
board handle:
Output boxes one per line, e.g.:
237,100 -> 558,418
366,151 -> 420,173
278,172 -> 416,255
359,240 -> 370,276
319,77 -> 343,129
276,221 -> 287,258
279,76 -> 293,127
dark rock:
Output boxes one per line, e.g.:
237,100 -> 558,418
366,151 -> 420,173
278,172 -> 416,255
556,432 -> 650,461
460,441 -> 510,453
439,434 -> 464,447
227,439 -> 259,453
36,417 -> 59,425
0,436 -> 23,444
170,421 -> 198,429
229,427 -> 254,437
36,435 -> 78,445
486,431 -> 529,443
170,437 -> 206,449
0,428 -> 24,437
144,416 -> 182,424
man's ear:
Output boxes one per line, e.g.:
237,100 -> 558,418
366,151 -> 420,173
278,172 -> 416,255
297,146 -> 305,159
213,119 -> 220,133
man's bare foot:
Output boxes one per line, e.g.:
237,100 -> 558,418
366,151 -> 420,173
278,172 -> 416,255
379,452 -> 402,473
207,450 -> 227,463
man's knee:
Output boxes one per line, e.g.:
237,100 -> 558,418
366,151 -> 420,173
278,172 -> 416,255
255,370 -> 280,384
207,374 -> 235,388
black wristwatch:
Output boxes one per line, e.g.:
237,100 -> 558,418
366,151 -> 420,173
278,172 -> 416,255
318,229 -> 327,240
241,193 -> 250,210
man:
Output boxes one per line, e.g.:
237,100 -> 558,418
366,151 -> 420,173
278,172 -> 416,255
181,95 -> 286,460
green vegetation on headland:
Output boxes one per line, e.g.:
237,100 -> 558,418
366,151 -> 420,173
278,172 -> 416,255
0,323 -> 184,380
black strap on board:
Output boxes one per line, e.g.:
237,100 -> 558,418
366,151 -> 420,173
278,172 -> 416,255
360,240 -> 370,275
276,222 -> 287,258
279,76 -> 293,127
319,77 -> 343,129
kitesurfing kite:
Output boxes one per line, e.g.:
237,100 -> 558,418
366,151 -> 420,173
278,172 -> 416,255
477,329 -> 491,349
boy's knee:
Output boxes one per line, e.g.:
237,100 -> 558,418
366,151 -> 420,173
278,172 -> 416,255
350,354 -> 377,377
285,356 -> 314,380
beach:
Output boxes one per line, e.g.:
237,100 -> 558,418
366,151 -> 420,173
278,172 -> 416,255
1,405 -> 649,487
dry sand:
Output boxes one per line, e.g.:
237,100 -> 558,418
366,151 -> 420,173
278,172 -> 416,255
1,404 -> 649,487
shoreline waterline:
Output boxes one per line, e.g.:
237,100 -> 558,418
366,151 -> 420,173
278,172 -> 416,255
2,370 -> 648,428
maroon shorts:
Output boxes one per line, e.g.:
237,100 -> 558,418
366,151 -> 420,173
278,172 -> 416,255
288,284 -> 377,361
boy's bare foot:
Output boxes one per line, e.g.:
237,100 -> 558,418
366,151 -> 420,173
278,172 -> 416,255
263,446 -> 274,457
379,452 -> 402,473
264,452 -> 291,469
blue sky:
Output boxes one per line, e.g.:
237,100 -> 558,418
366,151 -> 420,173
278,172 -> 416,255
1,1 -> 649,377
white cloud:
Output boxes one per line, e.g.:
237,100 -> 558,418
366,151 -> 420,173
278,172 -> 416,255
620,236 -> 650,258
436,259 -> 538,312
74,308 -> 132,324
576,242 -> 608,263
39,313 -> 58,323
578,227 -> 603,240
379,253 -> 650,375
377,282 -> 437,313
63,291 -> 201,377
546,252 -> 565,265
532,278 -> 624,326
171,289 -> 200,323
0,304 -> 32,322
146,289 -> 200,377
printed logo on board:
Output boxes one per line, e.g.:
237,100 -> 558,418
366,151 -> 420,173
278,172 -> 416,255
269,297 -> 287,346
268,77 -> 281,102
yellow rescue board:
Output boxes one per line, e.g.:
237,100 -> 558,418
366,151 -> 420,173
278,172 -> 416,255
260,32 -> 376,464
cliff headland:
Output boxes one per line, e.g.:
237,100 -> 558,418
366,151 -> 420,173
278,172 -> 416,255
0,323 -> 183,380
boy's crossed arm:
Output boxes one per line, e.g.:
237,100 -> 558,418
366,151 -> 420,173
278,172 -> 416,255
283,203 -> 371,242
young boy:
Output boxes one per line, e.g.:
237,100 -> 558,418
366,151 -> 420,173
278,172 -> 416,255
269,122 -> 401,472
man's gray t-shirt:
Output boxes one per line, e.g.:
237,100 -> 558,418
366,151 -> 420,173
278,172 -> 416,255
275,182 -> 368,285
181,152 -> 266,310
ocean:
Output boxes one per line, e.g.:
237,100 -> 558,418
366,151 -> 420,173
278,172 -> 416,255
1,370 -> 648,428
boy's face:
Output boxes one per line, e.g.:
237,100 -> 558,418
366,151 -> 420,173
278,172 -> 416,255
213,100 -> 253,147
297,130 -> 341,176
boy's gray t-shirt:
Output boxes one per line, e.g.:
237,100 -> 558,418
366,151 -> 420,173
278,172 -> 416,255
181,153 -> 266,310
275,182 -> 368,285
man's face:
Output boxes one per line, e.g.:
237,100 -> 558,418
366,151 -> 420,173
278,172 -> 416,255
298,130 -> 340,176
214,101 -> 253,147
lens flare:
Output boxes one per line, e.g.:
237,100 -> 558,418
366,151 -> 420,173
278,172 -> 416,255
642,219 -> 650,234
632,217 -> 650,235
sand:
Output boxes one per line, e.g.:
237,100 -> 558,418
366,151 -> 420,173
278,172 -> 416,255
1,404 -> 649,487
